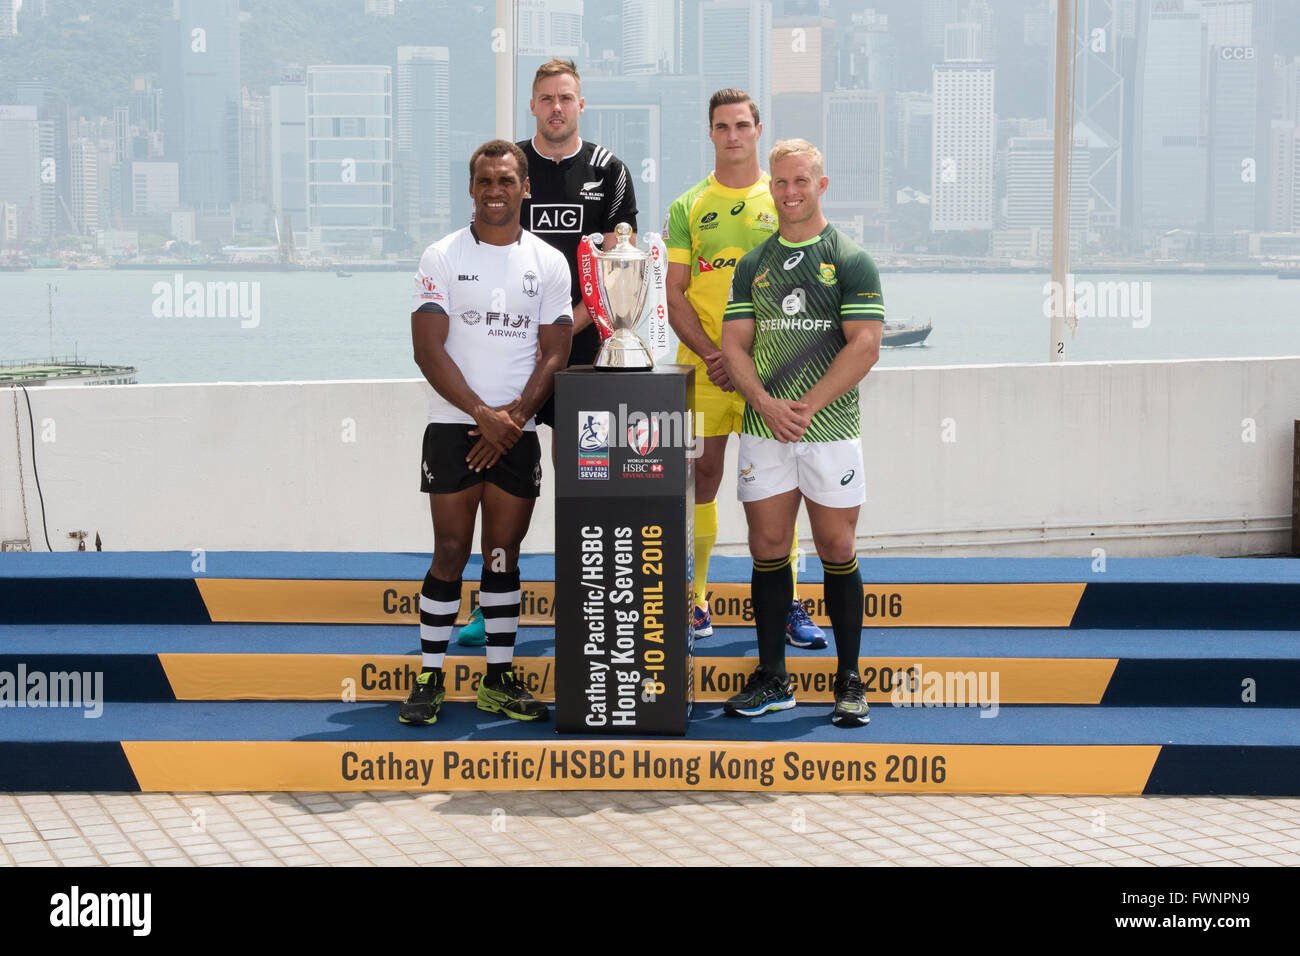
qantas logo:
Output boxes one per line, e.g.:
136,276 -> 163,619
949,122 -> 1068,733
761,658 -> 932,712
698,256 -> 715,273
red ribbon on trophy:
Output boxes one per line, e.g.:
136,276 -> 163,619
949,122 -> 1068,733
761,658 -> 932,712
577,234 -> 614,342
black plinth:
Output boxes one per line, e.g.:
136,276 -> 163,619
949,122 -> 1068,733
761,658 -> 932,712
553,365 -> 696,735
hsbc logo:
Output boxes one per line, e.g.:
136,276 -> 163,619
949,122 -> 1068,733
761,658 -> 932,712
530,204 -> 583,234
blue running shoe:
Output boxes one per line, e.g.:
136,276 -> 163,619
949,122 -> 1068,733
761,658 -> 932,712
786,600 -> 827,649
455,606 -> 485,647
693,603 -> 713,638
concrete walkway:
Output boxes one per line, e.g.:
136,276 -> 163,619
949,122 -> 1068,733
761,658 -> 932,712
2,791 -> 1298,866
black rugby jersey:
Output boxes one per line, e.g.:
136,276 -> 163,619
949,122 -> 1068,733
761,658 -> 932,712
518,137 -> 638,364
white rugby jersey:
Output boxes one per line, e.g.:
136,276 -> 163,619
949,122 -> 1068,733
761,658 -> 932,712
411,226 -> 573,429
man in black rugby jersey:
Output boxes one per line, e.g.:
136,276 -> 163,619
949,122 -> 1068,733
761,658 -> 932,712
519,58 -> 639,418
456,58 -> 639,648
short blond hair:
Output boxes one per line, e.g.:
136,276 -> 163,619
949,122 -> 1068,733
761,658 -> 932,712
769,139 -> 824,179
532,58 -> 581,95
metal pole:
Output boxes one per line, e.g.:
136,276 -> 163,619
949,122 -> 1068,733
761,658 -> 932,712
1050,0 -> 1076,362
495,0 -> 515,142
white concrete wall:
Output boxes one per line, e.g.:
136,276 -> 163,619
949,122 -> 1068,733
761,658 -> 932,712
1,356 -> 1296,556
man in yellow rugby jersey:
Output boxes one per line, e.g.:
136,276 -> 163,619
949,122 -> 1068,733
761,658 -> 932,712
665,88 -> 825,649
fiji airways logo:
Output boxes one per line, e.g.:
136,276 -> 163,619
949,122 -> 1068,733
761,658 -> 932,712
152,274 -> 260,328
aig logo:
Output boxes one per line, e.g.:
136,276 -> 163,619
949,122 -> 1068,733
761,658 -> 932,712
530,204 -> 583,233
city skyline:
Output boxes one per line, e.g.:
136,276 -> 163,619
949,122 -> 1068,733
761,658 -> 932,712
0,0 -> 1298,263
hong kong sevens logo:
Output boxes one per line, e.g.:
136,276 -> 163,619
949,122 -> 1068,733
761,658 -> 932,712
421,276 -> 437,292
627,417 -> 660,455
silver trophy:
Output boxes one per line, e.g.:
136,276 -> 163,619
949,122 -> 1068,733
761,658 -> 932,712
592,223 -> 655,370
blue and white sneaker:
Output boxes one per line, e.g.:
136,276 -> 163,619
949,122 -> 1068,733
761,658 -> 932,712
785,600 -> 827,650
693,603 -> 713,638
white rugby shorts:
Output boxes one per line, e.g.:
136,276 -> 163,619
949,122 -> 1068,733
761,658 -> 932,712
736,434 -> 866,507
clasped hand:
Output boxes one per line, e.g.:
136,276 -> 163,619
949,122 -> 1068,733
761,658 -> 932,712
467,399 -> 525,471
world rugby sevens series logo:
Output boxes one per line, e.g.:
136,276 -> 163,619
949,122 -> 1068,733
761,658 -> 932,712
627,417 -> 660,455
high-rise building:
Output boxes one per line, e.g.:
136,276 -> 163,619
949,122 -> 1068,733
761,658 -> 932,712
623,0 -> 680,75
130,76 -> 163,133
517,0 -> 583,55
853,9 -> 896,95
16,81 -> 72,235
0,106 -> 44,241
1024,0 -> 1053,47
896,92 -> 933,192
1134,0 -> 1206,233
931,63 -> 995,231
964,0 -> 996,61
997,134 -> 1091,255
924,0 -> 962,50
306,65 -> 393,256
772,15 -> 835,148
580,74 -> 703,224
1276,56 -> 1300,124
1199,1 -> 1274,231
396,46 -> 451,247
162,0 -> 242,210
823,90 -> 887,235
1208,43 -> 1261,233
132,162 -> 181,215
69,138 -> 98,236
699,0 -> 772,162
1074,0 -> 1130,232
943,21 -> 984,62
1268,120 -> 1298,231
0,0 -> 17,36
364,0 -> 395,14
240,88 -> 270,208
270,69 -> 308,237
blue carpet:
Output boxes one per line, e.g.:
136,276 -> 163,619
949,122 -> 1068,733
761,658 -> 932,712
2,552 -> 1297,584
2,623 -> 1297,658
1,701 -> 1297,745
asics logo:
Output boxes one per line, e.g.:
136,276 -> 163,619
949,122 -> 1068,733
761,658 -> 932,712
783,251 -> 804,270
840,470 -> 855,486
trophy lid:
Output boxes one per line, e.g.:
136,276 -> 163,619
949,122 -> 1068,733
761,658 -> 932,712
595,222 -> 643,261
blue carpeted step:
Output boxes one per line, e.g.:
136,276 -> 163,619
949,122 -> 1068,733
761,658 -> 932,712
0,702 -> 1297,794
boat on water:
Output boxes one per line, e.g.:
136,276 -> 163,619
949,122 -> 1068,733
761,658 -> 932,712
882,319 -> 933,347
335,270 -> 353,278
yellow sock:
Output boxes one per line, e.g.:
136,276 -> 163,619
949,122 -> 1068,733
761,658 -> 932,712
694,501 -> 718,608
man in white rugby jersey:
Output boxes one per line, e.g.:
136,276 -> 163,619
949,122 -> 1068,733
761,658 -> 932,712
402,139 -> 573,726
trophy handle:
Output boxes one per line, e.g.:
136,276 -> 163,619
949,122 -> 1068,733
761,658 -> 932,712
577,234 -> 615,341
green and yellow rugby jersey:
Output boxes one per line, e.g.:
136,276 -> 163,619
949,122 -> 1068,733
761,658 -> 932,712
723,225 -> 884,442
665,174 -> 779,369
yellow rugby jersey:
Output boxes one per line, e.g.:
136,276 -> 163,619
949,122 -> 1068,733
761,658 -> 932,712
665,174 -> 778,367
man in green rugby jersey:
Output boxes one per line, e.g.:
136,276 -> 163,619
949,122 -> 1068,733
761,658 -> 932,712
719,139 -> 884,727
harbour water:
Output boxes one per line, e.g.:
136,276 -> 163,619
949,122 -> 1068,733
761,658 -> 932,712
1,270 -> 1295,384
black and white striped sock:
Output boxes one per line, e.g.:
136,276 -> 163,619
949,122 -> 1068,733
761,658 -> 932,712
480,568 -> 521,683
419,572 -> 460,672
